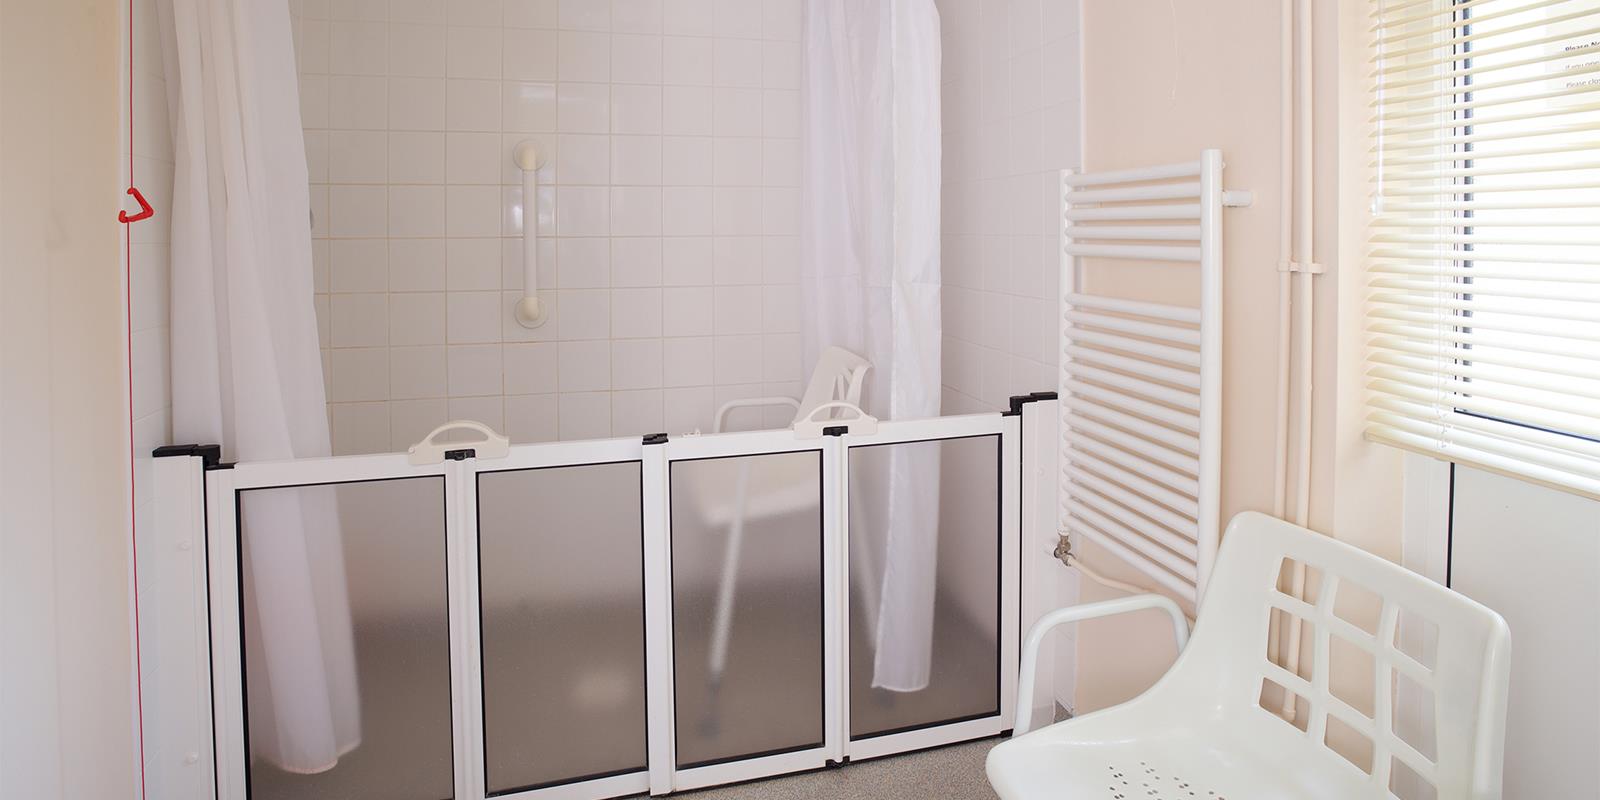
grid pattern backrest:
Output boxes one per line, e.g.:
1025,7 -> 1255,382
1180,513 -> 1511,800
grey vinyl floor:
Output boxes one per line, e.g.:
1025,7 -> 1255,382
677,738 -> 1001,800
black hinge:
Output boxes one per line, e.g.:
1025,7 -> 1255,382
1005,391 -> 1060,416
642,432 -> 669,445
152,443 -> 224,469
444,448 -> 475,461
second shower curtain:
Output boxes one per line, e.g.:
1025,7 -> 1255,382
800,0 -> 943,692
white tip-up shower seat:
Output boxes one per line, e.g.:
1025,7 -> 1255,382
685,346 -> 873,689
988,511 -> 1512,800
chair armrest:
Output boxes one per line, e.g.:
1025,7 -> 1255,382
713,397 -> 801,433
1014,594 -> 1190,736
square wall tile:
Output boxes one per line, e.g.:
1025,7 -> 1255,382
330,292 -> 388,347
447,290 -> 504,343
612,237 -> 663,286
612,136 -> 663,185
448,26 -> 502,78
663,0 -> 715,35
611,84 -> 663,134
330,347 -> 389,402
662,336 -> 713,387
331,402 -> 391,455
556,288 -> 612,339
390,239 -> 447,290
447,79 -> 502,130
557,82 -> 611,132
504,342 -> 559,394
447,238 -> 502,290
662,236 -> 713,284
504,81 -> 558,131
389,292 -> 446,345
330,239 -> 388,292
504,393 -> 559,443
557,238 -> 611,288
389,185 -> 446,237
558,340 -> 611,391
663,386 -> 713,433
611,287 -> 663,338
613,34 -> 663,84
447,343 -> 504,395
663,36 -> 715,86
558,392 -> 611,440
390,77 -> 447,130
504,0 -> 558,28
503,28 -> 558,81
559,31 -> 611,81
390,346 -> 447,398
389,131 -> 446,183
613,0 -> 664,33
449,395 -> 505,432
612,390 -> 664,436
612,339 -> 663,389
662,286 -> 714,336
390,398 -> 449,450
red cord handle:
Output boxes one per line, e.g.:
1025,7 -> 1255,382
119,186 -> 154,223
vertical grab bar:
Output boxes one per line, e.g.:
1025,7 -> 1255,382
513,140 -> 549,328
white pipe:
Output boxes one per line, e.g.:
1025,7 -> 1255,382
1281,0 -> 1319,721
1267,0 -> 1295,668
513,140 -> 549,328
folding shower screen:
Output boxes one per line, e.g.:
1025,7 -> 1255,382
140,406 -> 1050,800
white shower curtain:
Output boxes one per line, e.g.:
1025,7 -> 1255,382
801,0 -> 943,691
159,0 -> 360,773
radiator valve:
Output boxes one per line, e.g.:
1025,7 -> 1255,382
1053,532 -> 1072,567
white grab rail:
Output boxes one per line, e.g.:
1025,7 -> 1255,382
1058,150 -> 1248,607
512,140 -> 549,328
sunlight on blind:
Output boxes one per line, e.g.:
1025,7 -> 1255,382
1367,0 -> 1600,498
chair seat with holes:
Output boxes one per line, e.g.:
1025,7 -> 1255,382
989,512 -> 1512,800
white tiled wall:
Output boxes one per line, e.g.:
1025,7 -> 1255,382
128,0 -> 175,529
936,0 -> 1080,414
293,0 -> 806,454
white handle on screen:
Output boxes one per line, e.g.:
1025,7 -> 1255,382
407,420 -> 510,465
792,402 -> 878,439
513,140 -> 549,328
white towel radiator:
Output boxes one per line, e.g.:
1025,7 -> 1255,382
1057,149 -> 1249,607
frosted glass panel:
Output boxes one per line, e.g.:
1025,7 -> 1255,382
477,462 -> 647,794
848,436 -> 1000,739
239,477 -> 453,800
669,450 -> 824,768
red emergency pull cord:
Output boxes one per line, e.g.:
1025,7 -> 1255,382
119,186 -> 154,223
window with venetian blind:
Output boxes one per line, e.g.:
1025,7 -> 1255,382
1365,0 -> 1600,498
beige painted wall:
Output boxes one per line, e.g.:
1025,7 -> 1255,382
1072,0 -> 1403,713
0,0 -> 139,797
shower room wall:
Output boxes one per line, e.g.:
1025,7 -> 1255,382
292,0 -> 807,455
936,0 -> 1081,417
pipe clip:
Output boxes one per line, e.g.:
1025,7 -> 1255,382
1278,260 -> 1325,275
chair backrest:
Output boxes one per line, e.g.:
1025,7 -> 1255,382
1159,512 -> 1511,800
792,346 -> 873,423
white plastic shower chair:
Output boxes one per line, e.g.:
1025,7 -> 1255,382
988,511 -> 1512,800
700,346 -> 873,694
